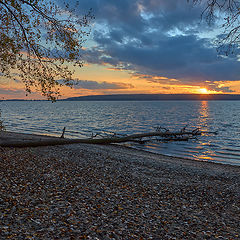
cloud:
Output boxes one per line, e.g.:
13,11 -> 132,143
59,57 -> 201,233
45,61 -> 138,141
209,86 -> 234,93
56,0 -> 240,88
0,88 -> 28,95
84,34 -> 240,83
59,79 -> 133,90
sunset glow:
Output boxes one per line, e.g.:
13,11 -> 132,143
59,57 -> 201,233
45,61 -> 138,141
199,88 -> 209,94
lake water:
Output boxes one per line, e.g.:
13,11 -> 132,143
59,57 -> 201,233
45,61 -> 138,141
1,100 -> 240,166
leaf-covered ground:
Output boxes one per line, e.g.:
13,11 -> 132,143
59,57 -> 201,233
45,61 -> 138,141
0,144 -> 239,239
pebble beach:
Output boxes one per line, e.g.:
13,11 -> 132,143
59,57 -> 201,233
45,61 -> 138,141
0,142 -> 240,239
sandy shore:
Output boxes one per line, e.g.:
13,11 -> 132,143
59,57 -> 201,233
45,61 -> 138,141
0,143 -> 240,239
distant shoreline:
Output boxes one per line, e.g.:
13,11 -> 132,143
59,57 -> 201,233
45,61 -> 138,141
3,93 -> 240,101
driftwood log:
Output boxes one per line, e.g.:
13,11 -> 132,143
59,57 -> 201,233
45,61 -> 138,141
0,128 -> 217,148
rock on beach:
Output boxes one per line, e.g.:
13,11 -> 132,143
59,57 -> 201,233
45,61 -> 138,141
0,143 -> 240,239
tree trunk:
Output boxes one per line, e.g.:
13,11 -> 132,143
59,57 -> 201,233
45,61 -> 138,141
0,130 -> 209,148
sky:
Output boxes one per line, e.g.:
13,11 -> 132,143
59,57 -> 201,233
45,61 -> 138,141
1,0 -> 240,99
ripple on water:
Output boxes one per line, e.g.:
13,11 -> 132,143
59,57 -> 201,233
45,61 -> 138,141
1,100 -> 240,166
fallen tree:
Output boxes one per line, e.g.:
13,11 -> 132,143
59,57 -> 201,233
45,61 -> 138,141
0,127 -> 217,148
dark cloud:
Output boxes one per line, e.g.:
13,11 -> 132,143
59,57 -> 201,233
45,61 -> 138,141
208,86 -> 234,93
58,0 -> 205,36
57,0 -> 240,85
0,88 -> 27,95
59,79 -> 133,90
84,34 -> 240,82
74,80 -> 133,89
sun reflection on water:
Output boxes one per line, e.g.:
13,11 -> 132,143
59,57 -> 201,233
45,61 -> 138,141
196,101 -> 214,160
198,101 -> 209,131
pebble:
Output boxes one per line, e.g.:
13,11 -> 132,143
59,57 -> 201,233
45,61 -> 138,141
0,144 -> 239,239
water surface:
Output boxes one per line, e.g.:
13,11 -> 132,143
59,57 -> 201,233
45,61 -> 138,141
1,100 -> 240,166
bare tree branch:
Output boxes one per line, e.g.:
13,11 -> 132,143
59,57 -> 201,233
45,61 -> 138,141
188,0 -> 240,54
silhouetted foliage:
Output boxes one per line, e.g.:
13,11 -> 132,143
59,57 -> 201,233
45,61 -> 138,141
0,0 -> 93,100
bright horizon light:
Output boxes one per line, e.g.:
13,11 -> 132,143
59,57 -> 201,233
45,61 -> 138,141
199,88 -> 209,94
